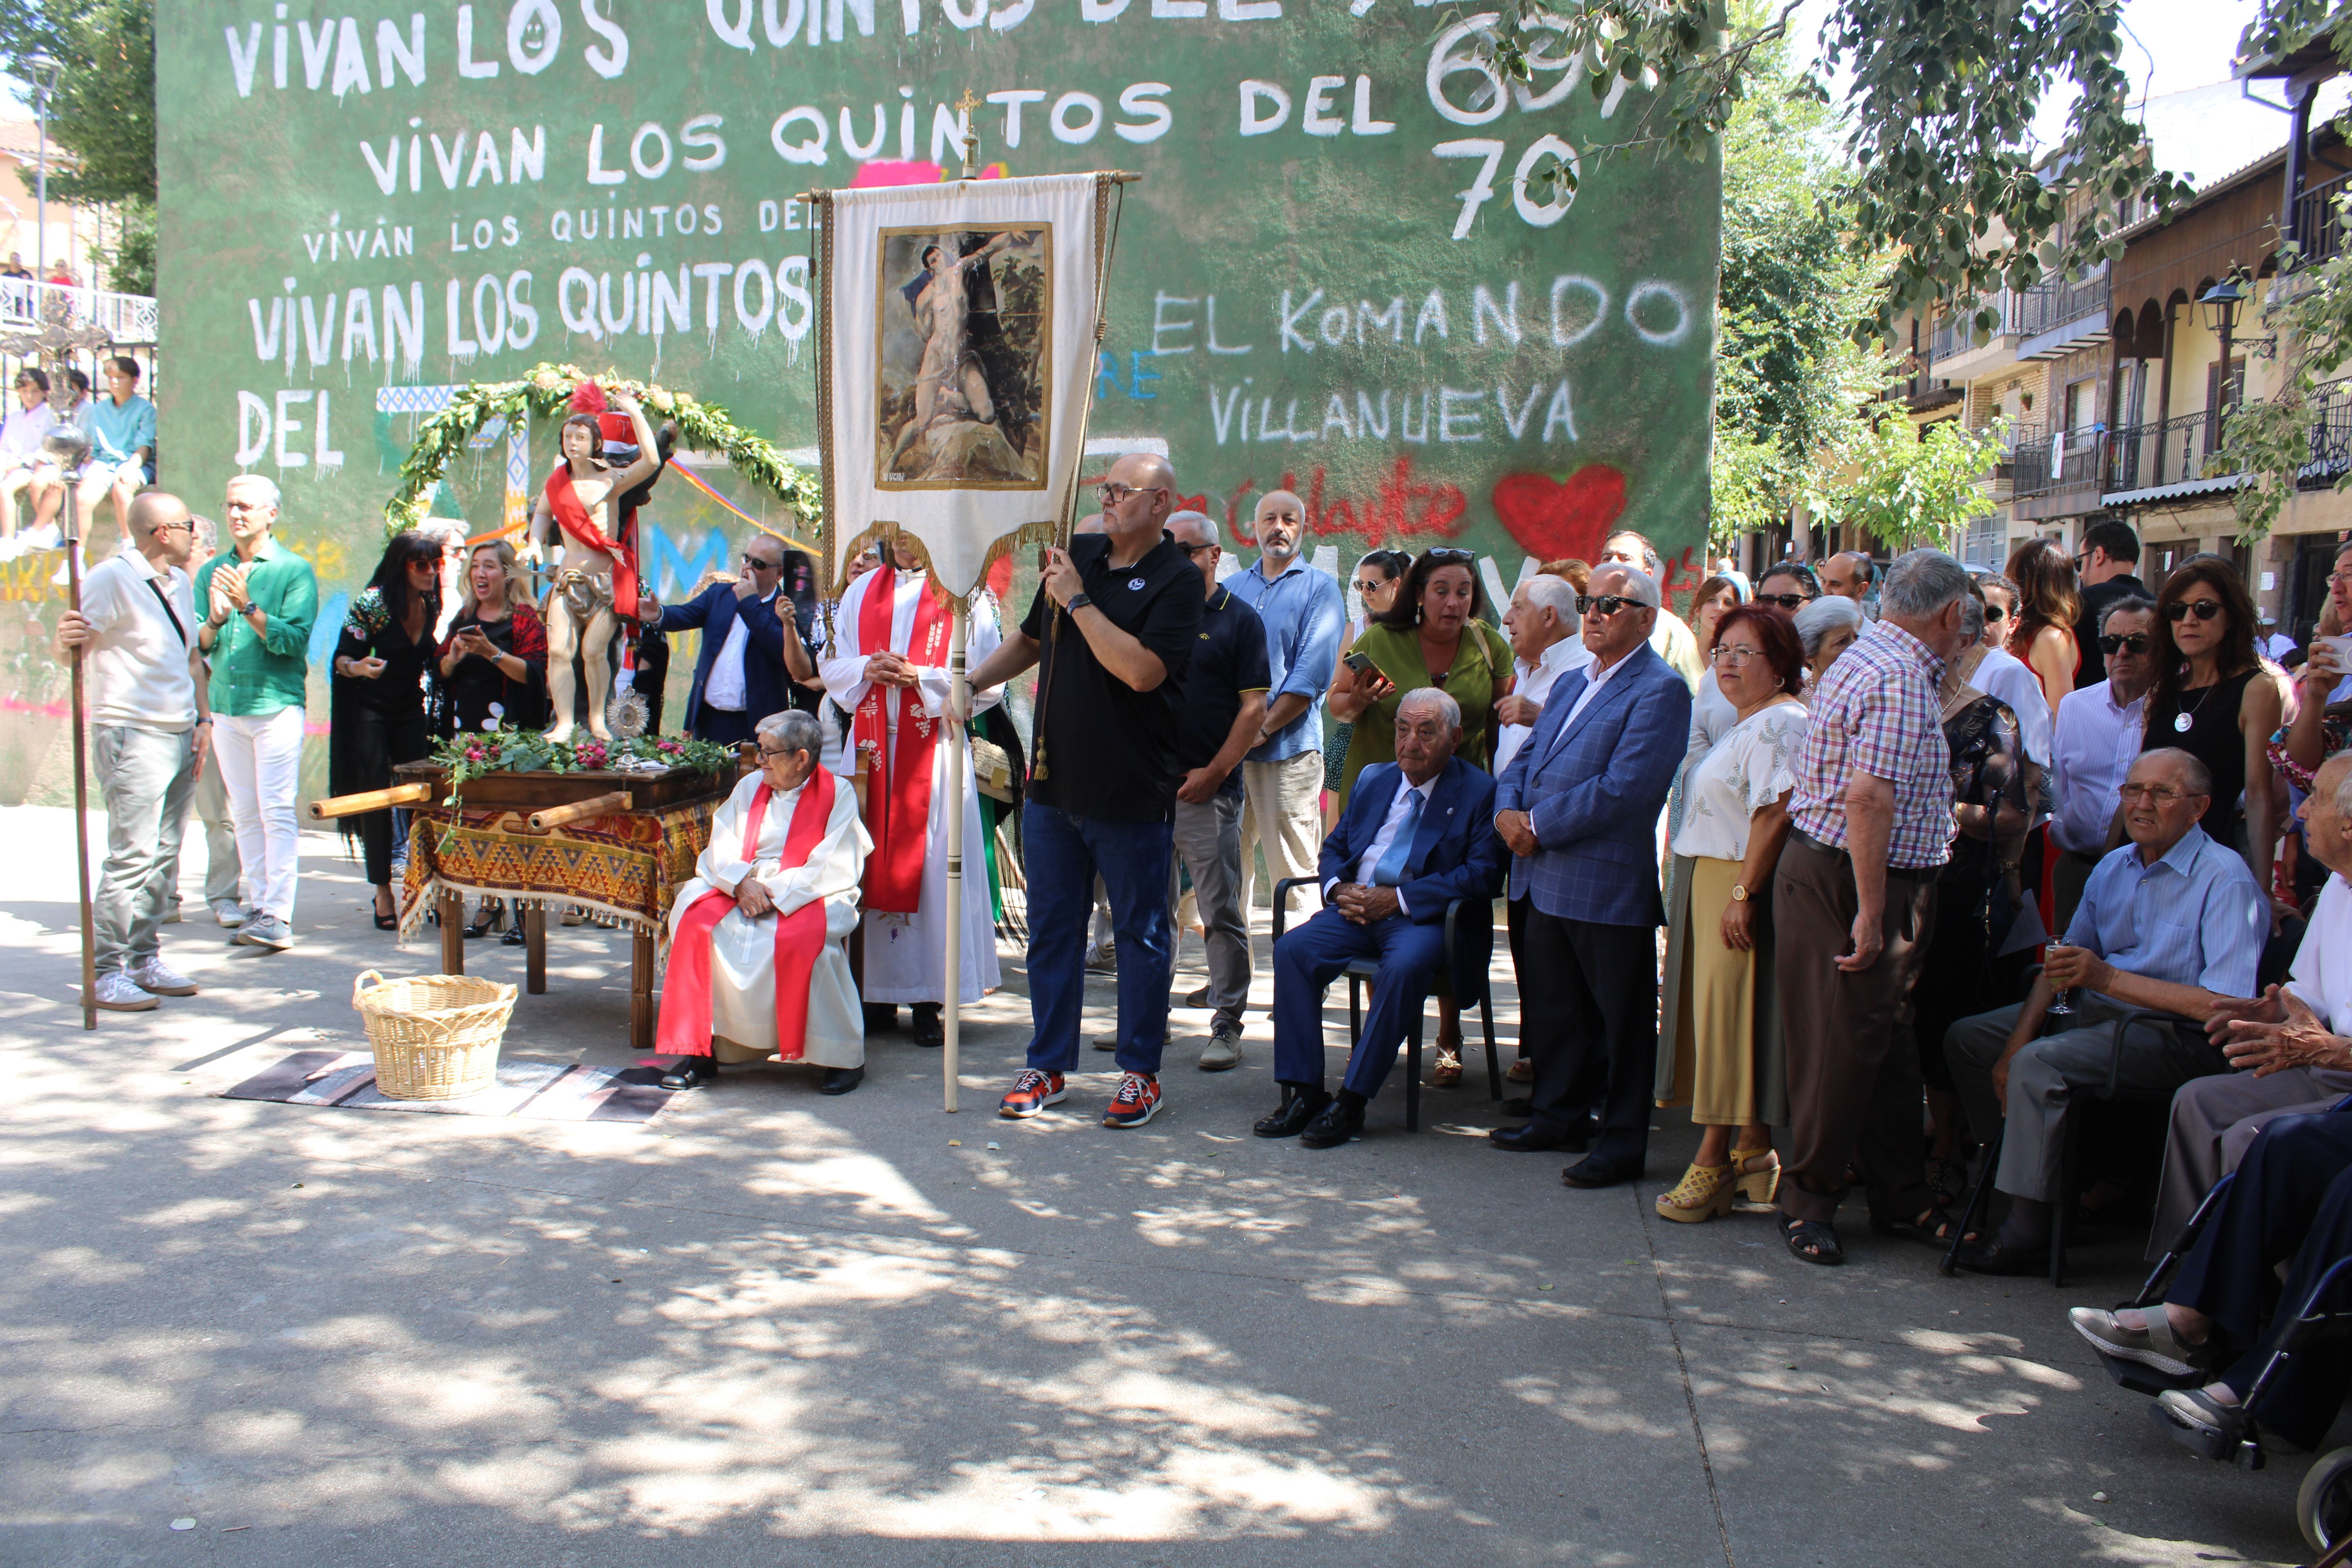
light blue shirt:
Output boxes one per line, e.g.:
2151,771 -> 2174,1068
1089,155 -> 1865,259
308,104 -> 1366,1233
1223,554 -> 1342,762
86,392 -> 156,479
2062,822 -> 2266,1001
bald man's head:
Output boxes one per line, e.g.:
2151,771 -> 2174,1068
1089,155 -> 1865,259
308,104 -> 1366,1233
1100,452 -> 1176,541
127,490 -> 194,568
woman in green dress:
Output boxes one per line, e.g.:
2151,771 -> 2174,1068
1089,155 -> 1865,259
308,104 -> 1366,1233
1325,546 -> 1512,1087
1328,547 -> 1512,808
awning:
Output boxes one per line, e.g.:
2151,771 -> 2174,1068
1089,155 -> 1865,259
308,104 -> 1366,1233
2102,474 -> 2248,507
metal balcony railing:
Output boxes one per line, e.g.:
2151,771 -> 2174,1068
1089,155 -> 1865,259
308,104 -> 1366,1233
2011,426 -> 2109,497
0,278 -> 159,343
2297,171 -> 2352,266
2015,270 -> 2111,339
1930,291 -> 2024,364
2106,409 -> 2239,494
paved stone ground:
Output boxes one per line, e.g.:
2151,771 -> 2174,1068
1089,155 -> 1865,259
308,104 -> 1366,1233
0,804 -> 2331,1565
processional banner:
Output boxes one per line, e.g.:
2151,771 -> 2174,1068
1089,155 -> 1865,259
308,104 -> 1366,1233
814,172 -> 1113,601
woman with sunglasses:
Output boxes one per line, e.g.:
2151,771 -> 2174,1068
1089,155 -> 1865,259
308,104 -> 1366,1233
1749,561 -> 1820,617
330,530 -> 443,930
2004,538 -> 2082,724
2143,556 -> 2282,894
1324,549 -> 1412,820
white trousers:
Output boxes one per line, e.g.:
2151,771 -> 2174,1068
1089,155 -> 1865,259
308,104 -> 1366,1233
214,707 -> 305,922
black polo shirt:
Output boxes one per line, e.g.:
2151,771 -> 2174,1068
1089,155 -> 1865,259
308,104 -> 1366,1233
1174,584 -> 1271,800
1021,530 -> 1203,822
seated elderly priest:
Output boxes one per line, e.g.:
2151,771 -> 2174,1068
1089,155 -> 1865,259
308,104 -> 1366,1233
1946,747 -> 2267,1274
1254,688 -> 1506,1148
655,708 -> 872,1095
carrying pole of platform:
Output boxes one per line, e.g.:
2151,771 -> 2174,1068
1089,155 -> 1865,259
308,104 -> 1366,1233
941,597 -> 969,1112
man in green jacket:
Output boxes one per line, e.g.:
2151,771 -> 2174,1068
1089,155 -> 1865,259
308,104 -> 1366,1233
195,474 -> 316,950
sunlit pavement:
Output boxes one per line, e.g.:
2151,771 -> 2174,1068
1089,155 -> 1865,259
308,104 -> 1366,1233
0,803 -> 2323,1566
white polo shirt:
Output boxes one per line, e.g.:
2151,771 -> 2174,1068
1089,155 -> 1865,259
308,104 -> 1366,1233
79,550 -> 198,732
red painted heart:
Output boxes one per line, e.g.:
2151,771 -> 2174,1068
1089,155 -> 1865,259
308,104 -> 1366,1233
1490,466 -> 1628,564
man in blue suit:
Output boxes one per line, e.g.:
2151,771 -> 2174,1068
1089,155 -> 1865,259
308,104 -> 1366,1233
1493,563 -> 1693,1187
639,533 -> 816,745
1255,688 -> 1507,1148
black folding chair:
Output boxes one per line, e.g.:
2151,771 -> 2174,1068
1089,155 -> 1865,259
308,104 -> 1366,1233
1271,877 -> 1500,1132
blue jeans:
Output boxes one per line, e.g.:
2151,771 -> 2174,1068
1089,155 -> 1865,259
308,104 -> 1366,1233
1023,803 -> 1174,1076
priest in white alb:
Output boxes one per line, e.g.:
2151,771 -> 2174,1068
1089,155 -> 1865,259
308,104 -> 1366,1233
655,708 -> 872,1094
820,531 -> 1002,1047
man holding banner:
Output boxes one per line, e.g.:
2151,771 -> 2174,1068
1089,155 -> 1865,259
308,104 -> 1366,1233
967,453 -> 1203,1129
655,709 -> 870,1094
820,530 -> 1003,1047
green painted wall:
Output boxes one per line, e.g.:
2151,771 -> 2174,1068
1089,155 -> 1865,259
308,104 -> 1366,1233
131,0 -> 1716,788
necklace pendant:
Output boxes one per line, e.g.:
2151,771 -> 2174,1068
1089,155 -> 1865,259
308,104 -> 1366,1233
2172,711 -> 2194,733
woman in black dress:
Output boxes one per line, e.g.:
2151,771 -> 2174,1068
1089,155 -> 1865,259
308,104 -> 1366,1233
332,531 -> 442,928
2142,556 -> 2283,895
432,539 -> 548,940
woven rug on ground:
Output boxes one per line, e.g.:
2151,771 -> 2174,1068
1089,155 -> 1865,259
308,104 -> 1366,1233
397,798 -> 718,939
222,1050 -> 674,1123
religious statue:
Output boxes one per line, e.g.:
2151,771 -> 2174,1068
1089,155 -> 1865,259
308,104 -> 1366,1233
527,384 -> 660,742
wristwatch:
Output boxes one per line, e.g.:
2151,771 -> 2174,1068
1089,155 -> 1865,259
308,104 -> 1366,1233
1065,592 -> 1093,612
1730,882 -> 1750,903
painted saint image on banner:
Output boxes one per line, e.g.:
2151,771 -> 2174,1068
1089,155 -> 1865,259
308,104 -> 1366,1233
874,223 -> 1051,491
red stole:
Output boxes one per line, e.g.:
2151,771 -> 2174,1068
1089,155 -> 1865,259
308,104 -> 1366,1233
544,462 -> 642,666
852,565 -> 950,914
655,768 -> 838,1062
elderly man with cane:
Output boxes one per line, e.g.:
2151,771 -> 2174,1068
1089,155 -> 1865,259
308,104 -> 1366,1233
52,490 -> 212,1010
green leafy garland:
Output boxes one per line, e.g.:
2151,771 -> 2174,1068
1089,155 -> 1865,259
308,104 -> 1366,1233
430,725 -> 737,804
383,361 -> 823,534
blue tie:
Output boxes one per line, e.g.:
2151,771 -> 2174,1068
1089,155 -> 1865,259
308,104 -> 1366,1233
1371,787 -> 1423,887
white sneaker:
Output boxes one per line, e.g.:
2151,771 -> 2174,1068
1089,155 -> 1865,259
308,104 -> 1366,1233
91,971 -> 158,1011
234,913 -> 292,950
20,523 -> 57,551
161,899 -> 182,925
129,957 -> 198,996
210,899 -> 252,927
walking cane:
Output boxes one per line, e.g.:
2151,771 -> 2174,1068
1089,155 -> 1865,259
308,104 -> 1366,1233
46,426 -> 95,1029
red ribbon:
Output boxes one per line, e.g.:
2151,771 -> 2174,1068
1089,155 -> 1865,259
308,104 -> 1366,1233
655,767 -> 838,1062
851,565 -> 950,914
544,463 -> 641,669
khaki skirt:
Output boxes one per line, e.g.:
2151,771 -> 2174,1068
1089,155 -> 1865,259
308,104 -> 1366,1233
1654,853 -> 1789,1128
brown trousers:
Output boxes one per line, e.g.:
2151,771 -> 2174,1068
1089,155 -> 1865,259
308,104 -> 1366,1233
1773,834 -> 1940,1227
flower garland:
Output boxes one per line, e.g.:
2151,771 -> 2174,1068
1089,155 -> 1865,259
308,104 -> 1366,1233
383,362 -> 823,535
430,725 -> 737,803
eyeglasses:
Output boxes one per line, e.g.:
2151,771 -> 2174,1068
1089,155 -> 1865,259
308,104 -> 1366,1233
1983,604 -> 2007,622
2166,599 -> 2224,622
1753,592 -> 1811,611
756,744 -> 804,761
1576,593 -> 1652,617
1173,540 -> 1214,558
1350,578 -> 1390,595
2118,782 -> 2196,804
2329,570 -> 2352,588
2097,632 -> 2151,655
1708,644 -> 1764,666
741,554 -> 782,572
1097,482 -> 1166,506
148,519 -> 193,536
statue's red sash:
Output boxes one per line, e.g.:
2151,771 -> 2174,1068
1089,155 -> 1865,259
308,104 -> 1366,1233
544,463 -> 641,664
655,768 -> 837,1062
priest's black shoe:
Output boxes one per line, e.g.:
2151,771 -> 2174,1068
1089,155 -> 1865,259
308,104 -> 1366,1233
1252,1085 -> 1329,1138
1561,1156 -> 1641,1189
863,1002 -> 898,1034
1299,1097 -> 1365,1149
659,1056 -> 717,1091
910,1004 -> 944,1048
819,1065 -> 865,1096
1955,1236 -> 2048,1276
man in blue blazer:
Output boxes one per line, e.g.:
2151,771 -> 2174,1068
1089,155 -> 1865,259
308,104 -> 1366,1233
1256,688 -> 1507,1147
639,534 -> 816,744
1493,563 -> 1693,1186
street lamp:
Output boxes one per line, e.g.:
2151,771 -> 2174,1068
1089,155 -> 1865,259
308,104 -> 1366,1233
2197,276 -> 2275,416
24,51 -> 60,283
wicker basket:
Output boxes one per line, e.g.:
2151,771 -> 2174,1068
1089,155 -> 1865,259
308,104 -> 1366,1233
351,969 -> 517,1100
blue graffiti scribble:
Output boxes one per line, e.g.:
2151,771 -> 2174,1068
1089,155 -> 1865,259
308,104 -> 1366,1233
307,592 -> 348,669
642,524 -> 731,599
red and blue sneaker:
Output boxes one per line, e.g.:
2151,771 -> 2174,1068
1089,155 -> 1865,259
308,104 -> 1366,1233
1102,1072 -> 1162,1129
998,1069 -> 1067,1119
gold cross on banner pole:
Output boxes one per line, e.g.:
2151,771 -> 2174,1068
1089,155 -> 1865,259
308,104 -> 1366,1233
955,89 -> 982,178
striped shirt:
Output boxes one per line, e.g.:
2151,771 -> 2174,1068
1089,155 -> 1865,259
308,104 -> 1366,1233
1789,619 -> 1955,869
2062,823 -> 2266,1000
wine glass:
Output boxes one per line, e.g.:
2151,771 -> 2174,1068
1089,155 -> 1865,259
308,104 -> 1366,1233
2045,940 -> 2073,1018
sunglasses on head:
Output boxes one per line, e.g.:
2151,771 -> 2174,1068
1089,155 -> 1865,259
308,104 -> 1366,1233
1577,593 -> 1651,618
2098,632 -> 2151,655
2166,599 -> 2223,623
1753,592 -> 1810,611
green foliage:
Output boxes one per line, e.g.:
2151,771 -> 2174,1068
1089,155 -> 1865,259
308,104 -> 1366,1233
95,196 -> 151,293
1818,416 -> 2009,549
431,726 -> 735,804
385,363 -> 823,535
2217,247 -> 2352,537
3,0 -> 154,209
